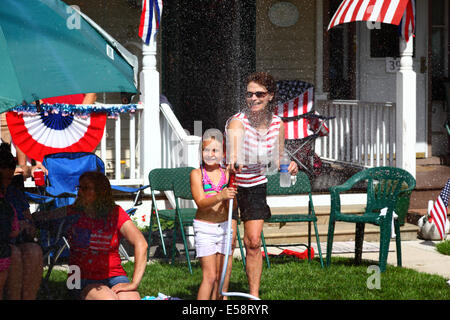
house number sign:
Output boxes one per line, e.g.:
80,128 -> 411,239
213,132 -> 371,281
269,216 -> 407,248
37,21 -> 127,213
385,57 -> 401,73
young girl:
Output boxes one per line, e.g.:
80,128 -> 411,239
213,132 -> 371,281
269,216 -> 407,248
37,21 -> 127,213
0,143 -> 20,300
190,129 -> 238,300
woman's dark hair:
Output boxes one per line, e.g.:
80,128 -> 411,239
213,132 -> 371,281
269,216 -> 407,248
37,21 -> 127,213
0,143 -> 16,170
74,171 -> 116,220
245,72 -> 278,112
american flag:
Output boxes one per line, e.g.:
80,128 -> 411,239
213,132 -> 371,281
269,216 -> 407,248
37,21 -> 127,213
139,0 -> 163,45
328,0 -> 411,31
273,81 -> 329,140
273,87 -> 314,140
398,0 -> 415,42
430,179 -> 450,240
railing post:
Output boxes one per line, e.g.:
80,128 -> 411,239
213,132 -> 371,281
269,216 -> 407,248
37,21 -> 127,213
396,37 -> 416,178
183,136 -> 202,168
140,39 -> 161,179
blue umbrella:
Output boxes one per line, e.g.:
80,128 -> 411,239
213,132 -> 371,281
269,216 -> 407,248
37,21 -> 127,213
0,0 -> 138,113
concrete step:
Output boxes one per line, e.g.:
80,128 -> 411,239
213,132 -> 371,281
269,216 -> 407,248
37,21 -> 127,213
270,204 -> 366,225
238,220 -> 419,246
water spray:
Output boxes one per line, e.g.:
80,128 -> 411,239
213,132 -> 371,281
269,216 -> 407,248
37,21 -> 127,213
218,164 -> 260,300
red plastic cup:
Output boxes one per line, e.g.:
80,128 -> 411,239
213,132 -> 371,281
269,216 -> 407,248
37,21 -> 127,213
34,168 -> 45,186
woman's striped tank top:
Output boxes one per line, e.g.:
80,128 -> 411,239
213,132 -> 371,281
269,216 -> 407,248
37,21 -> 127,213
225,112 -> 282,188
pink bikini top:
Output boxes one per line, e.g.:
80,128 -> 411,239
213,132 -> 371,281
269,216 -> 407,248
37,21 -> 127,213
202,167 -> 227,198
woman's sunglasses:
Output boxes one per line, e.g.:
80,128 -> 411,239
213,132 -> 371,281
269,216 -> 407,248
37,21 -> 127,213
246,91 -> 269,98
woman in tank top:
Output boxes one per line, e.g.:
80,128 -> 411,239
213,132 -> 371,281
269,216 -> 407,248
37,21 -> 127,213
225,72 -> 298,299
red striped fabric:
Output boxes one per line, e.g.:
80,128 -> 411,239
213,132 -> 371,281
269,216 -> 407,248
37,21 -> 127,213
274,87 -> 314,140
328,0 -> 410,30
399,0 -> 415,41
139,0 -> 163,45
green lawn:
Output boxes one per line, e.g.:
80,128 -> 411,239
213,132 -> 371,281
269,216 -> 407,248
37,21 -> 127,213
436,240 -> 450,256
38,256 -> 450,300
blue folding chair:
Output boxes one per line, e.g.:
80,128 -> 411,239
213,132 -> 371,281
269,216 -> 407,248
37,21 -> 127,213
26,152 -> 148,286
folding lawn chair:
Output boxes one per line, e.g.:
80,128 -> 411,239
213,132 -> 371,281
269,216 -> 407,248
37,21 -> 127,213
274,80 -> 334,178
147,167 -> 197,273
237,171 -> 324,269
171,167 -> 197,274
26,152 -> 148,287
148,168 -> 178,258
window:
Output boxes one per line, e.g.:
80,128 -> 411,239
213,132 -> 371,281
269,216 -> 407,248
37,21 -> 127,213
370,24 -> 400,58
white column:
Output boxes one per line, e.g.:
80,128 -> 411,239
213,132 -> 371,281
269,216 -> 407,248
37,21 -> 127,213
396,37 -> 416,178
140,39 -> 161,179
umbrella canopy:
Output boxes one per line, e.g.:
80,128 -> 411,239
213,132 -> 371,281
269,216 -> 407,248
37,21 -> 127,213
0,0 -> 138,113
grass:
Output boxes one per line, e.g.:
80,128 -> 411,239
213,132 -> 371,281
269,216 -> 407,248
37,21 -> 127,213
436,240 -> 450,255
38,256 -> 450,300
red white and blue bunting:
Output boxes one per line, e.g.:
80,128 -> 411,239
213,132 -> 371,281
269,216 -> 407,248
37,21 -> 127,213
5,103 -> 138,162
10,103 -> 138,118
6,110 -> 107,162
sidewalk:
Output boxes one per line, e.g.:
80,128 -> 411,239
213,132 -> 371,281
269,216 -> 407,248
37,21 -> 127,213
337,240 -> 450,279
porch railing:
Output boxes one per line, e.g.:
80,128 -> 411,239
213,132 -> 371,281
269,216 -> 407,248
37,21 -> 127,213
101,103 -> 144,186
100,101 -> 200,186
315,100 -> 396,168
159,101 -> 201,209
159,102 -> 201,170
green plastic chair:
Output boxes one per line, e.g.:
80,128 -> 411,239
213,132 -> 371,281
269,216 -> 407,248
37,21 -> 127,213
265,171 -> 324,268
326,166 -> 416,272
171,167 -> 197,274
148,168 -> 178,258
238,171 -> 324,269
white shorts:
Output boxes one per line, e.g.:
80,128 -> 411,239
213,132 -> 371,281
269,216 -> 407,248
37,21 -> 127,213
193,219 -> 233,258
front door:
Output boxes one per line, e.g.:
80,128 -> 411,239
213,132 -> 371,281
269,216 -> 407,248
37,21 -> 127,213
357,0 -> 429,157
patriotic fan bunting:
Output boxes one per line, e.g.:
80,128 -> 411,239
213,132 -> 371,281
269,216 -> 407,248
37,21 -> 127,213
6,111 -> 106,162
328,0 -> 415,41
429,179 -> 450,240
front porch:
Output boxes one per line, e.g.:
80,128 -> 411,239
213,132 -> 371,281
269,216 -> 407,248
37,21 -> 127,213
14,0 -> 448,247
53,96 -> 447,245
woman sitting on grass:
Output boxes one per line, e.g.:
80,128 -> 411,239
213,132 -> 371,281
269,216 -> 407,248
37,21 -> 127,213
33,171 -> 148,300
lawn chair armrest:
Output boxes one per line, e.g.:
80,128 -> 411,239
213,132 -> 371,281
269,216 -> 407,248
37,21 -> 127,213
24,191 -> 55,204
111,184 -> 150,193
329,180 -> 360,217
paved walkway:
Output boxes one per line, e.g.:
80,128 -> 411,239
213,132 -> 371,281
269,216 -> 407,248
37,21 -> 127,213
336,240 -> 450,279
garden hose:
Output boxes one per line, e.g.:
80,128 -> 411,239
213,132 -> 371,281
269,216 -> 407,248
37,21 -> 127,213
218,169 -> 260,300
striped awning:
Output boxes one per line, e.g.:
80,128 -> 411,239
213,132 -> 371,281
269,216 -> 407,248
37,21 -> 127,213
328,0 -> 410,30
